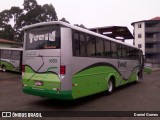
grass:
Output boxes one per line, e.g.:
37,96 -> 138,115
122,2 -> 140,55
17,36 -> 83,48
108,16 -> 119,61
144,67 -> 152,74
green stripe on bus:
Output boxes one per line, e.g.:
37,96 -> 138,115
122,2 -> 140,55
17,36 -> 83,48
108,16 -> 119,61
0,60 -> 16,71
23,65 -> 138,100
23,66 -> 73,99
23,86 -> 73,100
72,65 -> 137,99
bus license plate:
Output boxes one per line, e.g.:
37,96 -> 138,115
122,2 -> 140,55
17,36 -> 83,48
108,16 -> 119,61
35,81 -> 43,86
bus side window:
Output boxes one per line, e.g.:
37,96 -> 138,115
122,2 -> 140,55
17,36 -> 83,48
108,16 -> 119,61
129,48 -> 134,59
111,42 -> 117,58
135,49 -> 139,60
96,38 -> 104,57
121,45 -> 128,59
104,40 -> 111,57
117,44 -> 122,58
86,36 -> 96,56
126,47 -> 130,59
80,33 -> 86,56
1,50 -> 11,59
129,48 -> 138,60
11,51 -> 20,60
73,32 -> 80,56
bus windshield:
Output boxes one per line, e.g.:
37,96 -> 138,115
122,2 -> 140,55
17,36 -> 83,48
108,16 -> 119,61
25,26 -> 60,50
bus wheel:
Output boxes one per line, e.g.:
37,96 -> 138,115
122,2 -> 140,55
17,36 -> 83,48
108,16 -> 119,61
107,79 -> 114,94
2,65 -> 6,72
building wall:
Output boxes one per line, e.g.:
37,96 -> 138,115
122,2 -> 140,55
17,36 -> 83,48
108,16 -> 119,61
145,21 -> 160,66
133,19 -> 160,68
133,22 -> 145,55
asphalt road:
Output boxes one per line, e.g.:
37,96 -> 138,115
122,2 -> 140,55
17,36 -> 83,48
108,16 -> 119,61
0,71 -> 160,120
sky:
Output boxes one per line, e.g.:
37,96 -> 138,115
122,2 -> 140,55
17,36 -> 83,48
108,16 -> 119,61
0,0 -> 160,42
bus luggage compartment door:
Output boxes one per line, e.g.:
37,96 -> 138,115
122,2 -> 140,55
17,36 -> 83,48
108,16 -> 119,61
23,52 -> 61,95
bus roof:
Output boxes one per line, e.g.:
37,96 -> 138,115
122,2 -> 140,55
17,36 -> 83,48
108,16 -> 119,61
0,47 -> 23,51
23,21 -> 141,50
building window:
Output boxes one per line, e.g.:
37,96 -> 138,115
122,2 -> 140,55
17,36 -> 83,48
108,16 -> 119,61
138,44 -> 142,48
138,34 -> 142,38
138,24 -> 142,28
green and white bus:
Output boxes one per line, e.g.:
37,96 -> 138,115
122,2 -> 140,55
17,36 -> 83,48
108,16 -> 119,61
0,47 -> 23,72
22,21 -> 144,100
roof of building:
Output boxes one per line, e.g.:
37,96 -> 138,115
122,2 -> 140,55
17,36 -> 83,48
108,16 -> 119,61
89,26 -> 134,40
0,38 -> 19,44
131,16 -> 160,25
149,17 -> 160,20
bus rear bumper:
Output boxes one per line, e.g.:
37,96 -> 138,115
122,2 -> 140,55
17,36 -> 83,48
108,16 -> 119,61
22,86 -> 73,100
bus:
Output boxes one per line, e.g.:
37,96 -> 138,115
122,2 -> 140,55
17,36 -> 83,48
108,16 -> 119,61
22,21 -> 144,100
0,47 -> 23,72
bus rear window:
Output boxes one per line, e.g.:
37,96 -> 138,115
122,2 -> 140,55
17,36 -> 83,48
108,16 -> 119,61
25,27 -> 60,50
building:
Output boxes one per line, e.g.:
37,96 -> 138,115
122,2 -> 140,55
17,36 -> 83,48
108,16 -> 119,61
90,26 -> 134,43
0,38 -> 22,48
132,17 -> 160,68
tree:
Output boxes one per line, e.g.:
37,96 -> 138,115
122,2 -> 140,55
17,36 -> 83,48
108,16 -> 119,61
74,24 -> 87,29
79,24 -> 87,29
10,7 -> 23,41
22,1 -> 58,25
0,24 -> 15,40
0,10 -> 12,24
0,10 -> 14,40
23,0 -> 38,12
43,4 -> 58,21
59,17 -> 70,23
0,0 -> 58,42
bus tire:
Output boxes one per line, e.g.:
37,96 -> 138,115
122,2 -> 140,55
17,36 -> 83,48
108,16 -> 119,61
107,79 -> 114,94
2,65 -> 6,72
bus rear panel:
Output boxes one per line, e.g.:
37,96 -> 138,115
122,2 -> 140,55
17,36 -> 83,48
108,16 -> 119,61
22,24 -> 74,99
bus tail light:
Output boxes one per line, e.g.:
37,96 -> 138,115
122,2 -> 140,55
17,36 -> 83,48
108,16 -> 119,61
22,65 -> 25,72
72,84 -> 77,86
60,65 -> 66,75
